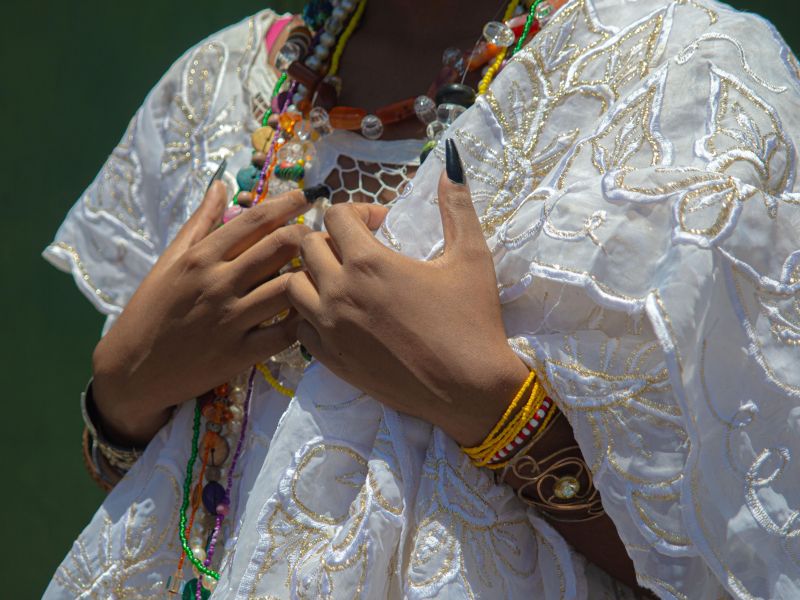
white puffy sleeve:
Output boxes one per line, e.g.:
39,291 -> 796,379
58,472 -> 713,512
380,0 -> 800,597
42,9 -> 283,328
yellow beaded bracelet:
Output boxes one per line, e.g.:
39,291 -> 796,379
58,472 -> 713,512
462,372 -> 551,467
462,371 -> 535,459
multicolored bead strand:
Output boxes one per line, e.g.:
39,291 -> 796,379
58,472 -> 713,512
511,0 -> 543,56
200,368 -> 255,574
178,403 -> 220,579
478,0 -> 522,94
261,71 -> 288,127
328,0 -> 368,76
256,362 -> 295,397
255,82 -> 298,202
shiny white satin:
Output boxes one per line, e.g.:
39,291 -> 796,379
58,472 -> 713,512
43,1 -> 800,598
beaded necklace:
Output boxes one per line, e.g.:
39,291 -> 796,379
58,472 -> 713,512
168,1 -> 558,595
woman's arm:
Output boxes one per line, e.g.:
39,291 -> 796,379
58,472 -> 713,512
286,140 -> 643,588
91,184 -> 314,446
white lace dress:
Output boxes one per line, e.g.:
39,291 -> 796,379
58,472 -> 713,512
43,1 -> 800,598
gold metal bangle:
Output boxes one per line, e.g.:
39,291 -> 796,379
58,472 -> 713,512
81,426 -> 124,491
502,441 -> 605,523
80,377 -> 144,472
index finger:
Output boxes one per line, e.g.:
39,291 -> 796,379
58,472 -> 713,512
208,189 -> 310,260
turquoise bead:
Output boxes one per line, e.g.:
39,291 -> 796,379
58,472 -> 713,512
182,578 -> 211,600
236,165 -> 261,192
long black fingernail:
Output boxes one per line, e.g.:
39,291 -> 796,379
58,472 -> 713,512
205,158 -> 227,193
303,184 -> 330,203
445,138 -> 464,184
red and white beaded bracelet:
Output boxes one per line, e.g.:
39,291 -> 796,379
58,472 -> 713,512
488,397 -> 554,465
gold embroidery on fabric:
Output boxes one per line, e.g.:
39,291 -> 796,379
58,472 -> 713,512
53,466 -> 181,598
161,42 -> 245,217
409,450 -> 538,596
83,115 -> 147,238
52,242 -> 114,304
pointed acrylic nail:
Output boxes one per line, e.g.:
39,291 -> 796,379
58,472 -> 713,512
303,184 -> 331,203
205,158 -> 228,194
445,138 -> 465,184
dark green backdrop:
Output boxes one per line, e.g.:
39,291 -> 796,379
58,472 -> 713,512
2,1 -> 797,597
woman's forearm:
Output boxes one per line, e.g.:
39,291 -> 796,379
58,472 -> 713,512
501,413 -> 649,595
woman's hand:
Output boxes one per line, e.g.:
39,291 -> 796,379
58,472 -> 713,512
92,182 -> 312,445
287,141 -> 529,446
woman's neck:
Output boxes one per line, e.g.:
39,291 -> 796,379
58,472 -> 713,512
334,0 -> 507,138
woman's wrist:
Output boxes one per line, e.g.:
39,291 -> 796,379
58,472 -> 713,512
91,339 -> 172,447
441,345 -> 531,447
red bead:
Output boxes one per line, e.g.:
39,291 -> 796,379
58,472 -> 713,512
214,383 -> 230,398
505,15 -> 541,45
375,98 -> 416,125
329,106 -> 367,130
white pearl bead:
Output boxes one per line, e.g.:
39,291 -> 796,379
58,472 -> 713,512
314,45 -> 330,61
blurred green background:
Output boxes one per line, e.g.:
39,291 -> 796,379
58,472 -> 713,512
1,0 -> 797,597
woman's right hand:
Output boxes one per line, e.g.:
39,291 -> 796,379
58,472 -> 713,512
91,181 -> 312,446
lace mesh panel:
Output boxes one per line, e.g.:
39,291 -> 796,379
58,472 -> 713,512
324,155 -> 417,204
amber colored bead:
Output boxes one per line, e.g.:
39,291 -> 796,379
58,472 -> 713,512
287,61 -> 322,91
214,383 -> 230,397
201,401 -> 226,424
278,112 -> 302,134
329,106 -> 367,130
467,41 -> 502,71
376,98 -> 416,125
312,81 -> 338,111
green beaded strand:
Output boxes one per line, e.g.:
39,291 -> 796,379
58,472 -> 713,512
274,164 -> 305,181
511,0 -> 543,56
261,72 -> 288,127
178,401 -> 221,581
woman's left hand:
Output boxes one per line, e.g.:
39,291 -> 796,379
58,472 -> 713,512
287,140 -> 529,446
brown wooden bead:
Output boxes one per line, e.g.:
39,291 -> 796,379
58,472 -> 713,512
329,106 -> 367,130
287,61 -> 322,91
251,151 -> 267,168
376,98 -> 416,125
237,191 -> 255,207
251,126 -> 275,152
312,81 -> 338,111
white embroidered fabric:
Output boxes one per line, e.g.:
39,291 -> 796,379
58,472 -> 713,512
42,1 -> 800,598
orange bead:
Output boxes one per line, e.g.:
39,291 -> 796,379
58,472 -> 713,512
329,106 -> 367,130
278,111 -> 302,134
376,98 -> 416,125
467,42 -> 502,71
201,401 -> 226,424
214,383 -> 230,398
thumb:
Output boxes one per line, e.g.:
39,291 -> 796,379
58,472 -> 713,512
344,202 -> 390,231
437,139 -> 485,256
